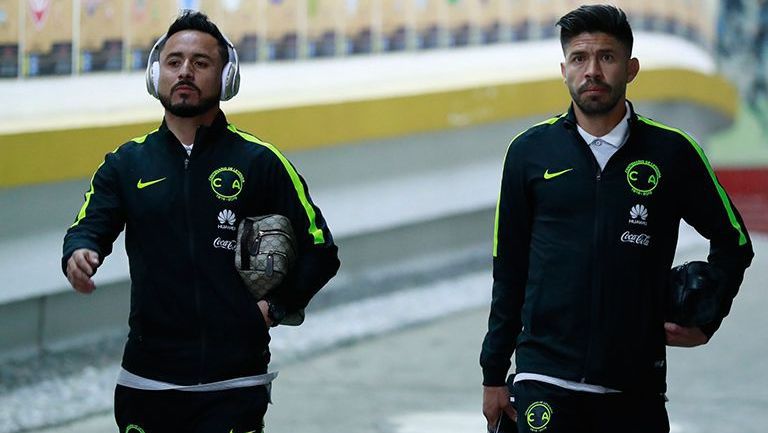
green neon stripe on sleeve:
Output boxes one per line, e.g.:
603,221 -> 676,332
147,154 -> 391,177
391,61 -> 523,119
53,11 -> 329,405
70,147 -> 120,228
638,116 -> 748,246
130,129 -> 158,144
70,162 -> 105,228
228,125 -> 325,245
492,194 -> 501,256
493,113 -> 566,256
71,130 -> 156,228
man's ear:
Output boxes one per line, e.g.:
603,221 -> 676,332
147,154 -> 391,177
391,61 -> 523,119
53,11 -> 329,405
560,61 -> 566,81
627,57 -> 640,83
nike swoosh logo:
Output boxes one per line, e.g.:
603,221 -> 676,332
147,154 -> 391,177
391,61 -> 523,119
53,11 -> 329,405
137,177 -> 167,189
543,168 -> 573,180
229,430 -> 257,433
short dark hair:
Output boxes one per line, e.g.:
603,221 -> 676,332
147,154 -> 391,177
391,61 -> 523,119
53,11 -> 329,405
160,10 -> 229,64
557,5 -> 633,56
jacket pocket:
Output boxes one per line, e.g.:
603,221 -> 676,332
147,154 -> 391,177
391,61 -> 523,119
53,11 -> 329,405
250,299 -> 269,335
529,258 -> 587,340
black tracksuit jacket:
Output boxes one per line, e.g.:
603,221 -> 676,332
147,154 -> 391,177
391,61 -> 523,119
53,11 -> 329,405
62,112 -> 340,385
480,103 -> 753,393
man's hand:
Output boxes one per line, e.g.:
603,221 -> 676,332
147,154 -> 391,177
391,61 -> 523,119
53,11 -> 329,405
66,249 -> 100,294
257,300 -> 273,327
483,385 -> 517,430
665,322 -> 709,347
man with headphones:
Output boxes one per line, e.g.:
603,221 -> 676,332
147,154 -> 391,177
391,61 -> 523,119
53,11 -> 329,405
62,11 -> 340,433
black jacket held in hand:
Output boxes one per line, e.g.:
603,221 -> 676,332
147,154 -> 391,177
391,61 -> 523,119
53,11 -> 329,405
481,103 -> 753,393
62,112 -> 340,385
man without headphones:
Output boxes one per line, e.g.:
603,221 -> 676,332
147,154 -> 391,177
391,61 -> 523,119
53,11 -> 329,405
480,5 -> 753,433
62,11 -> 340,433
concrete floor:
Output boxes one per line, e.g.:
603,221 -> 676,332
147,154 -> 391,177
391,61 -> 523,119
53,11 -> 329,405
33,236 -> 768,433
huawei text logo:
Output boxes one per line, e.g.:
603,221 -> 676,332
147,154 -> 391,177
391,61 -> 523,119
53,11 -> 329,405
629,204 -> 648,226
217,210 -> 237,231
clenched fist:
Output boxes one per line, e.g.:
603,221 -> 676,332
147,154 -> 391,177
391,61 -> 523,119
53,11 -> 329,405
66,248 -> 100,294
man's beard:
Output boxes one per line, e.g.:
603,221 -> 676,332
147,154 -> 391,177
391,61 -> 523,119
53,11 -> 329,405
160,86 -> 219,118
569,79 -> 625,115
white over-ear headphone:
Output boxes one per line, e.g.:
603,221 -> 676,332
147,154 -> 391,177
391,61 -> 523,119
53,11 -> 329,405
145,31 -> 240,101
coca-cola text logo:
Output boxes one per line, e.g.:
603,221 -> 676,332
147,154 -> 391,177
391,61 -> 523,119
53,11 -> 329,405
620,231 -> 651,246
213,237 -> 237,250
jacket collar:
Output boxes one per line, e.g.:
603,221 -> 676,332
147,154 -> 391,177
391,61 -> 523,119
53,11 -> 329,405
158,110 -> 229,152
562,99 -> 639,130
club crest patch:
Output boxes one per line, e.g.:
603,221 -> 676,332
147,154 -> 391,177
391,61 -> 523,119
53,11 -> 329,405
209,167 -> 245,201
625,160 -> 661,196
525,401 -> 553,431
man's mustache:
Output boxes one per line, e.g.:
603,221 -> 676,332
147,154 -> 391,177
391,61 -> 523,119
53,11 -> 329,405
172,81 -> 200,92
579,80 -> 611,93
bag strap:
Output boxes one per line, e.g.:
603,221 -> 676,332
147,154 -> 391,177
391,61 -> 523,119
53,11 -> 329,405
241,220 -> 253,271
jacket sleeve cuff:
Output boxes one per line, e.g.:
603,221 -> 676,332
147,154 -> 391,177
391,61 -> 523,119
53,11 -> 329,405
699,318 -> 723,340
482,367 -> 509,387
61,242 -> 102,276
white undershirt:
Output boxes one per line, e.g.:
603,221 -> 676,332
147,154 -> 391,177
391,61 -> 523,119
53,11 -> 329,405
182,143 -> 194,156
117,367 -> 278,392
576,101 -> 631,171
513,372 -> 621,394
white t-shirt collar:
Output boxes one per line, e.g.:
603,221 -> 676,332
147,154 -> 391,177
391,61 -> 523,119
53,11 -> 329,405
576,101 -> 631,148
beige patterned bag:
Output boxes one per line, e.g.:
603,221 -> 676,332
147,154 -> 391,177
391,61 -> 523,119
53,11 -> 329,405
236,215 -> 303,325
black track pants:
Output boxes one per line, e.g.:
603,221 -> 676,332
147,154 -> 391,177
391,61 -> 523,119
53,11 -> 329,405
114,384 -> 269,433
513,380 -> 669,433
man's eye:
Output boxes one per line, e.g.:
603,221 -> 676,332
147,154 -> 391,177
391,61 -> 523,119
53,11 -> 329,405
602,54 -> 614,61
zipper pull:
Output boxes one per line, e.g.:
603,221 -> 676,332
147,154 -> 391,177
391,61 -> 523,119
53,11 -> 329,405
266,252 -> 274,277
184,158 -> 189,169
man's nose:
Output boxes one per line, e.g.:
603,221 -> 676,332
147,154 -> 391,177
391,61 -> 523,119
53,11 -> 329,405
178,59 -> 193,78
585,57 -> 603,79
